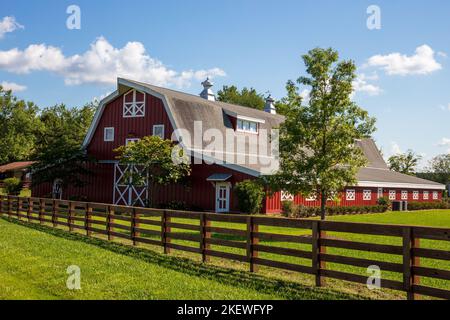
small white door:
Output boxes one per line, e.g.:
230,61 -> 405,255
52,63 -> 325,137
215,183 -> 230,213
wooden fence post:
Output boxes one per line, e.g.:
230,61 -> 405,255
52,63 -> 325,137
246,216 -> 259,272
107,205 -> 114,241
162,210 -> 171,254
52,200 -> 58,227
403,227 -> 421,300
7,195 -> 12,218
131,208 -> 140,246
68,202 -> 75,232
200,214 -> 211,263
85,203 -> 92,237
39,199 -> 45,224
312,221 -> 326,287
27,198 -> 32,222
17,197 -> 22,220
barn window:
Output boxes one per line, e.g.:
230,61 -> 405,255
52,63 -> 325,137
281,191 -> 294,201
401,190 -> 408,200
346,189 -> 355,201
104,127 -> 114,142
389,190 -> 396,200
123,89 -> 145,118
305,193 -> 317,201
423,191 -> 429,200
377,187 -> 383,199
125,138 -> 140,145
237,119 -> 258,133
413,191 -> 419,200
153,124 -> 165,139
363,190 -> 372,201
432,191 -> 438,200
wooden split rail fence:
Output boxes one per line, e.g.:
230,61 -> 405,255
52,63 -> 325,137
0,195 -> 449,300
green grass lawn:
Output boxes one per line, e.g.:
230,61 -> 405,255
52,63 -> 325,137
0,188 -> 31,197
0,217 -> 359,300
1,208 -> 449,300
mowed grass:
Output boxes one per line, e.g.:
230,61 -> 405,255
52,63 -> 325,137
0,217 -> 360,300
1,208 -> 449,300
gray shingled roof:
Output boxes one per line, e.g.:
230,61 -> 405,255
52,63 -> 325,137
111,79 -> 444,188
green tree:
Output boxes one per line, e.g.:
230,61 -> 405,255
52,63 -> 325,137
0,85 -> 40,164
267,48 -> 376,220
114,136 -> 191,207
31,103 -> 96,190
388,150 -> 422,175
217,85 -> 265,110
417,154 -> 450,186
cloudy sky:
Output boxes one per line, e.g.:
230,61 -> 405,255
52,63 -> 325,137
0,0 -> 449,168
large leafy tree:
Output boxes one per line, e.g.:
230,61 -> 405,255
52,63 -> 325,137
114,136 -> 191,206
268,48 -> 376,220
388,150 -> 422,176
417,154 -> 450,186
0,85 -> 40,164
31,103 -> 96,189
217,85 -> 265,110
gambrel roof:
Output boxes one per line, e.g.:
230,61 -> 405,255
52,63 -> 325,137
83,78 -> 445,190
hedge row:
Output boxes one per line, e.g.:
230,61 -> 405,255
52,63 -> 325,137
281,201 -> 388,218
407,201 -> 450,211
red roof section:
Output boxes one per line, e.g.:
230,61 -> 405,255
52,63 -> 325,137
0,161 -> 35,173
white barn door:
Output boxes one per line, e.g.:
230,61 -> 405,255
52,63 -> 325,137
113,164 -> 148,207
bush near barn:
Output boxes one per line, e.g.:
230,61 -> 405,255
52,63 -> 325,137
2,177 -> 23,195
281,201 -> 388,218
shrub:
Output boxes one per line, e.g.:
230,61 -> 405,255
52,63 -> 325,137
377,196 -> 390,207
407,201 -> 449,211
281,201 -> 295,217
235,180 -> 265,214
2,177 -> 22,195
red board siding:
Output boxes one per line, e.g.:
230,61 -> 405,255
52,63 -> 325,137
265,187 -> 443,214
88,91 -> 173,160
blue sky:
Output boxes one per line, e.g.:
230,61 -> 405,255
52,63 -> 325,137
1,0 -> 449,168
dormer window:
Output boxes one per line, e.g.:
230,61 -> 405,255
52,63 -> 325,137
123,89 -> 145,118
237,119 -> 258,133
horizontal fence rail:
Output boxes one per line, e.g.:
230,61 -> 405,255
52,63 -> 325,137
0,195 -> 449,300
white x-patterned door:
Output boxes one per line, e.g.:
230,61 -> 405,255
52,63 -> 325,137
113,164 -> 148,207
215,182 -> 230,213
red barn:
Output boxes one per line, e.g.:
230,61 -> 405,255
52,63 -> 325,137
32,78 -> 445,213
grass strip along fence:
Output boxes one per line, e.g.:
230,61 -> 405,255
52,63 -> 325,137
0,195 -> 449,300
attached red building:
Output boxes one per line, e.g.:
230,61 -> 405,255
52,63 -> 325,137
32,78 -> 445,213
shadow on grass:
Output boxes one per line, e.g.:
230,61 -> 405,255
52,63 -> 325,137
2,217 -> 365,300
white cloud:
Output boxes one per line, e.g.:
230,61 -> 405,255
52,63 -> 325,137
390,141 -> 402,155
1,81 -> 26,92
366,45 -> 441,76
0,16 -> 23,39
438,103 -> 450,111
437,51 -> 447,58
353,73 -> 382,96
438,138 -> 450,153
0,37 -> 226,87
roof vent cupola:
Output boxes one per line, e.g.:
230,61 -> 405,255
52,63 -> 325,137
200,78 -> 216,101
264,94 -> 276,114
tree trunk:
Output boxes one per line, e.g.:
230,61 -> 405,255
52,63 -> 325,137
320,190 -> 326,220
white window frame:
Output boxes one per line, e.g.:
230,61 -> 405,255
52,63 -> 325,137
305,193 -> 317,201
432,191 -> 438,200
363,190 -> 372,201
123,89 -> 145,118
377,187 -> 383,199
281,191 -> 294,201
153,124 -> 165,139
104,127 -> 114,142
346,189 -> 356,201
125,138 -> 140,146
236,118 -> 258,134
423,191 -> 429,200
389,190 -> 396,201
413,191 -> 419,200
401,190 -> 408,200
